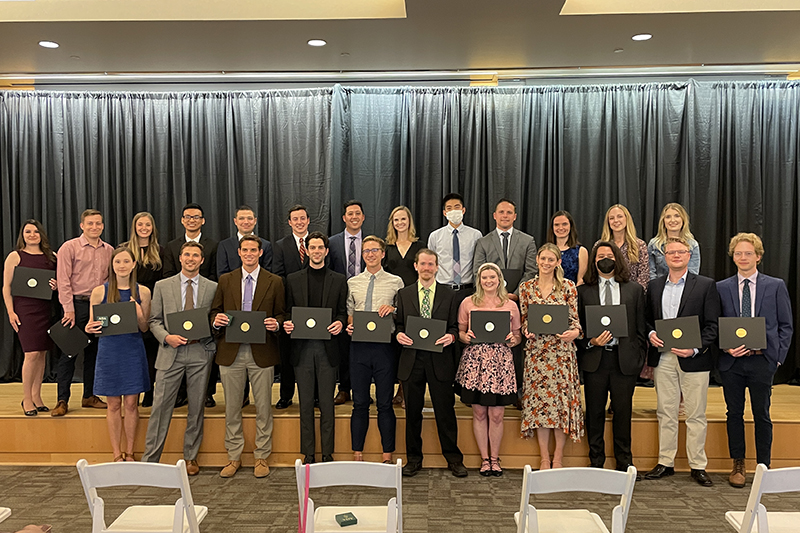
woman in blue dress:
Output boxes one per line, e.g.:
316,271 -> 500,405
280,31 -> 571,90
546,211 -> 588,285
85,247 -> 151,462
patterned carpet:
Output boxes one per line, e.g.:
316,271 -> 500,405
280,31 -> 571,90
0,464 -> 798,532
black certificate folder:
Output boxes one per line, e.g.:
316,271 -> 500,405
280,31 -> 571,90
471,310 -> 511,344
292,307 -> 332,340
166,308 -> 211,341
352,311 -> 393,344
585,305 -> 628,339
11,266 -> 54,300
656,317 -> 702,352
719,317 -> 767,350
407,316 -> 447,353
48,321 -> 91,356
527,304 -> 569,335
93,302 -> 138,336
226,310 -> 267,344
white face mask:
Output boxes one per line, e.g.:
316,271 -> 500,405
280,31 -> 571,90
445,210 -> 464,226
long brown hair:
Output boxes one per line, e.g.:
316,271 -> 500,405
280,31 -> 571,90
546,211 -> 580,249
107,247 -> 139,303
16,219 -> 57,264
125,212 -> 162,269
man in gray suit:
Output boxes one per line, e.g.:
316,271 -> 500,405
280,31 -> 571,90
472,198 -> 537,295
141,241 -> 218,475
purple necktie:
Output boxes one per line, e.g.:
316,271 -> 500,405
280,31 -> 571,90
243,274 -> 254,311
348,236 -> 357,278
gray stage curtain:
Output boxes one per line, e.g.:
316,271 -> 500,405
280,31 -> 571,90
2,80 -> 800,382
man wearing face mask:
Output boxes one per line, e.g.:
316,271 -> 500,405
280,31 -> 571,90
427,193 -> 483,304
577,241 -> 647,475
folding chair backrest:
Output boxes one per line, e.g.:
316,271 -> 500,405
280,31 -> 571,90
76,459 -> 199,533
737,464 -> 800,533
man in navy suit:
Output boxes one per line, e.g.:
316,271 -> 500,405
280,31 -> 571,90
644,237 -> 720,487
717,233 -> 793,488
328,200 -> 366,404
217,205 -> 273,278
272,204 -> 311,410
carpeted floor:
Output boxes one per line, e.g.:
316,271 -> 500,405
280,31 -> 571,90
0,464 -> 798,532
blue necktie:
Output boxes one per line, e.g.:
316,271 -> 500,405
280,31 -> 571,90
742,279 -> 751,317
452,229 -> 461,284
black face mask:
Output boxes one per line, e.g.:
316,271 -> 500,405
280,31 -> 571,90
597,258 -> 616,274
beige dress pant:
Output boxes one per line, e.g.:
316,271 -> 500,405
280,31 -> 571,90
653,351 -> 709,469
219,344 -> 274,461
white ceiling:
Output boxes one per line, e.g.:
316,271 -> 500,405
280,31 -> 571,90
1,0 -> 800,82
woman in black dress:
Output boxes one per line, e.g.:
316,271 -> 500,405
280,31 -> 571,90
122,212 -> 164,407
2,220 -> 57,415
383,205 -> 425,407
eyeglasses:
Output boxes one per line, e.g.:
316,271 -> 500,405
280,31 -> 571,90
733,251 -> 756,258
362,248 -> 382,255
664,250 -> 690,256
182,215 -> 203,221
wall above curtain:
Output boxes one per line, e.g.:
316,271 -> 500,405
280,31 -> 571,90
1,80 -> 799,381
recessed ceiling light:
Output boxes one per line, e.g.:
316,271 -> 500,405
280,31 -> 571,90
631,33 -> 652,41
38,40 -> 59,49
307,39 -> 327,47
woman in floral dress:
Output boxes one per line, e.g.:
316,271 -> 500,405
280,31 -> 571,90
519,243 -> 584,469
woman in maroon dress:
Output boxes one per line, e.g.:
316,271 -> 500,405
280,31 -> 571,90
2,220 -> 57,416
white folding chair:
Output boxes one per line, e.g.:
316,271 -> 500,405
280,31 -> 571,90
514,465 -> 637,533
0,507 -> 10,523
726,463 -> 800,533
295,458 -> 403,533
76,459 -> 208,533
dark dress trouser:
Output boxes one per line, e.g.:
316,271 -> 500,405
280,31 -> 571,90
57,298 -> 97,402
294,341 -> 337,457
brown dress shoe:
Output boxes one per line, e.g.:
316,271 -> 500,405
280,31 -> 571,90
729,458 -> 746,488
219,460 -> 241,478
82,395 -> 108,409
254,458 -> 270,478
333,390 -> 351,405
50,400 -> 68,417
186,459 -> 200,476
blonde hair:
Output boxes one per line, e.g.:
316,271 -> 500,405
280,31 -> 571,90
471,262 -> 509,307
600,204 -> 640,264
385,206 -> 419,245
728,232 -> 764,258
107,247 -> 140,304
536,243 -> 565,293
653,203 -> 695,249
126,212 -> 162,270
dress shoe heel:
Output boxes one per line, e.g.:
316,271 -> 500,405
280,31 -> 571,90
21,401 -> 37,417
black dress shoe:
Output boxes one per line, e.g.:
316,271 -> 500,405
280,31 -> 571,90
303,455 -> 315,465
402,462 -> 422,477
205,396 -> 216,408
174,395 -> 188,408
276,398 -> 293,410
35,404 -> 50,412
644,464 -> 675,480
21,401 -> 37,417
322,454 -> 334,462
314,398 -> 320,409
448,462 -> 468,478
691,469 -> 713,486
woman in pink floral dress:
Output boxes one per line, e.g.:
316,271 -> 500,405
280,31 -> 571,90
519,243 -> 584,470
456,262 -> 521,477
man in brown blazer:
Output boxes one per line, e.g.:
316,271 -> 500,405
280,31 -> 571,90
210,235 -> 285,479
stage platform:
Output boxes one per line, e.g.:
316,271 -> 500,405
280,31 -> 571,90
2,382 -> 800,472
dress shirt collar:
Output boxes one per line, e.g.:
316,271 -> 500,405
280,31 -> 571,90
345,229 -> 362,240
737,271 -> 758,286
180,271 -> 200,284
241,264 -> 260,280
78,233 -> 106,248
293,232 -> 309,249
185,233 -> 201,243
666,269 -> 688,287
418,280 -> 437,294
496,227 -> 514,238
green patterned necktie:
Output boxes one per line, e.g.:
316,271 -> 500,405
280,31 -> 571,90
422,288 -> 432,319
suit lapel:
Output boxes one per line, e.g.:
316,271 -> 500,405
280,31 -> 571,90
755,272 -> 765,316
232,269 -> 243,310
196,276 -> 208,307
171,275 -> 183,312
299,269 -> 310,307
252,269 -> 271,310
507,232 -> 523,266
677,273 -> 697,315
490,232 -> 505,268
652,278 -> 666,319
726,277 -> 740,316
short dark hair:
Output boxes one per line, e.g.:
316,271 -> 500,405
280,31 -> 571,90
81,209 -> 102,222
182,203 -> 204,217
414,248 -> 439,265
235,205 -> 256,217
343,200 -> 364,216
494,198 -> 516,212
287,204 -> 309,220
306,231 -> 329,249
442,193 -> 465,210
584,241 -> 630,285
238,235 -> 262,250
180,241 -> 205,257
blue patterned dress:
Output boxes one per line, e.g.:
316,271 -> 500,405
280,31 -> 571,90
560,245 -> 584,284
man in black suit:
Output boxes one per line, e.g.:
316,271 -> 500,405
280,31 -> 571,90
577,241 -> 646,475
282,232 -> 347,464
272,204 -> 311,409
162,203 -> 218,281
216,205 -> 273,277
395,248 -> 467,478
328,200 -> 366,405
644,237 -> 721,487
160,203 -> 220,408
